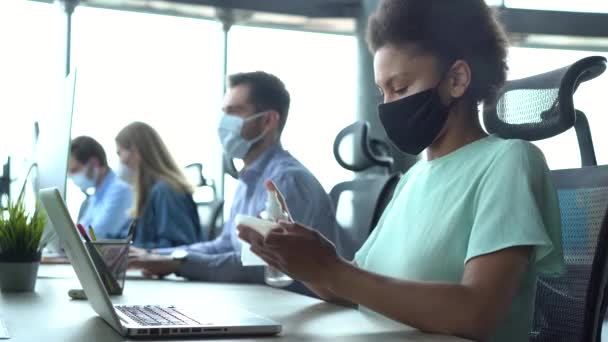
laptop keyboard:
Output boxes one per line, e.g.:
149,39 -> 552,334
116,305 -> 200,326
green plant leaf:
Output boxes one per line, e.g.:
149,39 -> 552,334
0,195 -> 46,261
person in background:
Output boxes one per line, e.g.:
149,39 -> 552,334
128,72 -> 339,296
239,1 -> 564,341
68,136 -> 132,240
115,122 -> 201,249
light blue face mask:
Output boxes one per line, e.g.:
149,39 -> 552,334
218,112 -> 268,160
69,163 -> 98,192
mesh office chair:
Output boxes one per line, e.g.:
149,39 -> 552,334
329,121 -> 400,260
184,163 -> 224,241
483,56 -> 608,342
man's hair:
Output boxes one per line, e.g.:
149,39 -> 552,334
367,0 -> 509,105
70,136 -> 109,167
228,71 -> 291,134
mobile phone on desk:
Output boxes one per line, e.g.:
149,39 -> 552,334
68,288 -> 87,300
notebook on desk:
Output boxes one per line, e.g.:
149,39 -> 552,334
40,187 -> 281,338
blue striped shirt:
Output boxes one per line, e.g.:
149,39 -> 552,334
159,143 -> 339,287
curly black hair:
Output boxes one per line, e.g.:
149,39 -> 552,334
367,0 -> 509,105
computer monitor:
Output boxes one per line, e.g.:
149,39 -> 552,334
0,157 -> 9,209
36,70 -> 76,251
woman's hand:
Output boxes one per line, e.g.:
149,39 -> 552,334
239,179 -> 350,303
239,221 -> 343,287
239,179 -> 345,287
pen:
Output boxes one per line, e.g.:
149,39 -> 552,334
88,225 -> 97,241
76,224 -> 91,242
126,219 -> 137,242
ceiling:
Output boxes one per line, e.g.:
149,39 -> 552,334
39,0 -> 608,49
76,0 -> 358,33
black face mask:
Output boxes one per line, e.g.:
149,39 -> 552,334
378,87 -> 451,155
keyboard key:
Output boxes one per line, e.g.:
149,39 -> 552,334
116,305 -> 196,326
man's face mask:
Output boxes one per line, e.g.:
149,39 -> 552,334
378,79 -> 454,156
70,162 -> 98,192
218,112 -> 268,160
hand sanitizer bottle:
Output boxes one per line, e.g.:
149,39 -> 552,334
261,190 -> 293,288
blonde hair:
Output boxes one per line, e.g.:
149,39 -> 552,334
115,122 -> 193,218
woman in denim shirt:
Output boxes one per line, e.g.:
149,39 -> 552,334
115,122 -> 201,249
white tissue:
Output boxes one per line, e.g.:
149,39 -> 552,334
237,214 -> 279,266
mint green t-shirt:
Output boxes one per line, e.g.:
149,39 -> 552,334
354,135 -> 564,342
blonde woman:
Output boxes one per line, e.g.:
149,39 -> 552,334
115,122 -> 201,249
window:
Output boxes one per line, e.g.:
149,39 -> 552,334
67,6 -> 224,216
226,25 -> 357,199
507,47 -> 608,170
505,0 -> 608,14
0,1 -> 63,199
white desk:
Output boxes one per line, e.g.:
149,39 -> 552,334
0,265 -> 469,342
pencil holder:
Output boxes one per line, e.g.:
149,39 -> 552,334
85,240 -> 129,295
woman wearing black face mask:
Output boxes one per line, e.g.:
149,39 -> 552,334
238,1 -> 563,341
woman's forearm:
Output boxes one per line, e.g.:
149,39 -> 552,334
326,260 -> 501,341
303,260 -> 357,305
303,282 -> 340,301
303,281 -> 354,306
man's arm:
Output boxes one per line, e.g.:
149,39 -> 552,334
176,251 -> 264,282
129,248 -> 263,281
152,226 -> 233,256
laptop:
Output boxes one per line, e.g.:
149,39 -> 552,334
40,187 -> 281,338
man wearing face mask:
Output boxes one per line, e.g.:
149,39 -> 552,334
129,72 -> 339,293
69,136 -> 133,240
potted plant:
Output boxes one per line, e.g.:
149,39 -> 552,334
0,188 -> 47,292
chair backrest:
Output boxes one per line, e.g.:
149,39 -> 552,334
330,121 -> 400,259
530,166 -> 608,342
195,199 -> 224,241
483,56 -> 608,341
483,56 -> 606,167
183,163 -> 223,241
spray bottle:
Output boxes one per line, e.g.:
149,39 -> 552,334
261,190 -> 293,287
